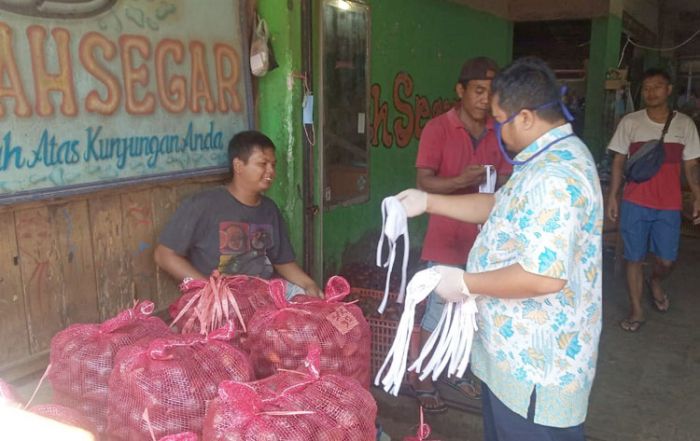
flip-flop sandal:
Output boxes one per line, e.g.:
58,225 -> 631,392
651,294 -> 670,313
409,385 -> 448,414
619,318 -> 646,332
441,376 -> 482,400
646,279 -> 670,313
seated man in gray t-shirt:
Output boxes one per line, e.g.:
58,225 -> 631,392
155,130 -> 322,297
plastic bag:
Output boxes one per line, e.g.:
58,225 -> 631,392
250,14 -> 274,77
48,301 -> 171,434
107,323 -> 254,440
245,276 -> 372,387
202,347 -> 376,441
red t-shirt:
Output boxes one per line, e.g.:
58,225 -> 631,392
608,109 -> 700,210
416,107 -> 512,265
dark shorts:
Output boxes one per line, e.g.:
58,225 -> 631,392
619,200 -> 681,262
481,382 -> 585,441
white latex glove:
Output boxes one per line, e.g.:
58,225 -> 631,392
396,189 -> 428,218
433,265 -> 471,302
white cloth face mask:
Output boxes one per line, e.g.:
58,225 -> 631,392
479,165 -> 496,194
376,196 -> 409,313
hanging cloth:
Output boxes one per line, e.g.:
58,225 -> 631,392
375,196 -> 409,313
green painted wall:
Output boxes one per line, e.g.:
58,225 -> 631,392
256,1 -> 306,258
255,0 -> 512,278
321,0 -> 513,274
583,15 -> 622,160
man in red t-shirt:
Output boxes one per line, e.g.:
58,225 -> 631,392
607,68 -> 700,333
410,57 -> 512,412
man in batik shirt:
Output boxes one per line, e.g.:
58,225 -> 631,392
397,57 -> 603,440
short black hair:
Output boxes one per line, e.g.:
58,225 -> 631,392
227,130 -> 275,174
491,57 -> 563,123
642,68 -> 671,84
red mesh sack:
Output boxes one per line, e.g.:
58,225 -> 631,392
0,378 -> 21,407
47,300 -> 171,433
107,323 -> 255,441
203,347 -> 377,441
30,403 -> 96,435
169,272 -> 275,335
159,432 -> 198,441
245,276 -> 372,387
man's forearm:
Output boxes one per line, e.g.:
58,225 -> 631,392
274,262 -> 320,295
608,153 -> 626,199
463,263 -> 566,299
417,173 -> 466,194
426,193 -> 495,224
154,245 -> 206,281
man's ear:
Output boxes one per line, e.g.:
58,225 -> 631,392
232,157 -> 242,174
519,109 -> 536,130
455,83 -> 465,99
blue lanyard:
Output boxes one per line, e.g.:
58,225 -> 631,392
510,133 -> 575,166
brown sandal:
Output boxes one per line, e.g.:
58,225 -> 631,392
409,385 -> 448,414
442,376 -> 482,400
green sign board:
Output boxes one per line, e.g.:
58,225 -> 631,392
0,0 -> 253,203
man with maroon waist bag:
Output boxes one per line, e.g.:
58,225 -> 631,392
607,68 -> 700,333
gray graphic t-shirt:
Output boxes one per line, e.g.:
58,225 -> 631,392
159,186 -> 295,278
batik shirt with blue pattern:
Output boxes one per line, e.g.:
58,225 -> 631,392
468,123 -> 603,428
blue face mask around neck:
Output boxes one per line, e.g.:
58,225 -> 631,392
495,98 -> 575,166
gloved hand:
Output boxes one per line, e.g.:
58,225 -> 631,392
396,189 -> 428,217
432,265 -> 471,302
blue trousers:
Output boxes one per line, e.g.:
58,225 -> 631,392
481,382 -> 586,441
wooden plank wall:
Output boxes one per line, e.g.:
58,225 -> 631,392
0,175 -> 226,380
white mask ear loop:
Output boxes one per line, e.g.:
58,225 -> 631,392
376,197 -> 409,313
376,198 -> 390,311
479,165 -> 495,193
375,268 -> 440,395
408,303 -> 449,374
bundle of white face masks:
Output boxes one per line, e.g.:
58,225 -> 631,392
373,264 -> 478,395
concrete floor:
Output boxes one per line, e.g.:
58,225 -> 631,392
374,234 -> 700,441
8,235 -> 700,441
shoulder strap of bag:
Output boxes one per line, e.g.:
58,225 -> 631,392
628,111 -> 675,164
660,110 -> 675,141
